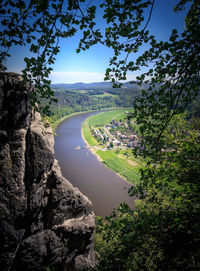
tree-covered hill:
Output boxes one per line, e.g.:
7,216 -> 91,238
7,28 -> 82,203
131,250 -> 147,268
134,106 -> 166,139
50,81 -> 148,91
43,86 -> 141,125
53,86 -> 141,108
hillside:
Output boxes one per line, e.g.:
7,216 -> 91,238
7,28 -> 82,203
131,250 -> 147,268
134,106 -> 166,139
51,81 -> 148,91
44,84 -> 141,126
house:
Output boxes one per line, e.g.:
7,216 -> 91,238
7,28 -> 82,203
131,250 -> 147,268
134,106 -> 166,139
131,141 -> 138,148
94,128 -> 104,140
130,134 -> 138,141
113,140 -> 121,146
124,121 -> 129,128
120,135 -> 129,139
116,131 -> 121,136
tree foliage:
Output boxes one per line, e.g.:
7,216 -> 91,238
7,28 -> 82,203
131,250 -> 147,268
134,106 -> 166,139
131,0 -> 200,157
0,0 -> 96,111
95,115 -> 200,270
44,87 -> 139,125
0,0 -> 155,112
93,1 -> 199,270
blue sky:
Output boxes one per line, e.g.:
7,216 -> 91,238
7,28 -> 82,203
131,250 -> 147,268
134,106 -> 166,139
6,0 -> 189,83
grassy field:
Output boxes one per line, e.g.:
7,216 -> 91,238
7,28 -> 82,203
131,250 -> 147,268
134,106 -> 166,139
49,107 -> 123,133
87,109 -> 129,127
82,118 -> 99,146
97,149 -> 143,183
91,92 -> 115,97
82,109 -> 143,184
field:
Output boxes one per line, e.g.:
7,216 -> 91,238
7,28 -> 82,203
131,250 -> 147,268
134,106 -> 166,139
82,118 -> 99,146
87,109 -> 129,127
97,149 -> 143,183
82,109 -> 143,184
91,92 -> 115,97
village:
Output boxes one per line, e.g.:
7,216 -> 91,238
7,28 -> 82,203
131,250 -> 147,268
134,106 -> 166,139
90,118 -> 139,149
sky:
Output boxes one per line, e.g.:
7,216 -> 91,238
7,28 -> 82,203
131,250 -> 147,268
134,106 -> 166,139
5,0 -> 189,84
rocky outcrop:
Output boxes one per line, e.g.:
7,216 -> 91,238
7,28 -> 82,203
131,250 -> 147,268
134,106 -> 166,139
0,72 -> 95,271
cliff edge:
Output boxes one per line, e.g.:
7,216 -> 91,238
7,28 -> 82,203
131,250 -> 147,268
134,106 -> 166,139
0,72 -> 95,271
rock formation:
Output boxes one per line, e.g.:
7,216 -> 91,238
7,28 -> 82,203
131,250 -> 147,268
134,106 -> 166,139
0,72 -> 95,271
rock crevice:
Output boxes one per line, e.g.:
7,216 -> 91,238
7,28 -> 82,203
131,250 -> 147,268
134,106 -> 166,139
0,72 -> 95,271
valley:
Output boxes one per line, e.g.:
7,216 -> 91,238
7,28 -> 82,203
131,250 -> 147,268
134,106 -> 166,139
82,110 -> 144,184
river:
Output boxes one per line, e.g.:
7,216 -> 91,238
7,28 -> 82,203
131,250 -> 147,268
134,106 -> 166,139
54,111 -> 134,217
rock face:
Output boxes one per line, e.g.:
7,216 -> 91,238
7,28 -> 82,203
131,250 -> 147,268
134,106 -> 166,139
0,72 -> 95,271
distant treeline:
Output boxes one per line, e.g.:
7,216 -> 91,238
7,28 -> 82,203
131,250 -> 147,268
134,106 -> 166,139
44,87 -> 141,124
42,86 -> 200,129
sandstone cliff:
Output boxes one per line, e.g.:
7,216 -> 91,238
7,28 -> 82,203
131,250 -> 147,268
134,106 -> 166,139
0,72 -> 95,271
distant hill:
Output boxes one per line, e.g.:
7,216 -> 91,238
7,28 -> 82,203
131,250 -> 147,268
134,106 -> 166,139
45,81 -> 146,125
51,81 -> 148,91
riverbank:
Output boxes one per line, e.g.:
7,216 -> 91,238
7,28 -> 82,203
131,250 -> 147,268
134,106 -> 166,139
81,110 -> 144,185
54,111 -> 135,217
81,131 -> 134,186
48,107 -> 125,133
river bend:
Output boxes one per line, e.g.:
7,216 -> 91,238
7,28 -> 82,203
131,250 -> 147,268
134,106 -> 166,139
54,111 -> 134,217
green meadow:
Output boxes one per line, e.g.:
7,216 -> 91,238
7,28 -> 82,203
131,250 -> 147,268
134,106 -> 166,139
87,109 -> 128,127
91,92 -> 115,98
82,118 -> 99,146
97,149 -> 143,183
82,109 -> 143,184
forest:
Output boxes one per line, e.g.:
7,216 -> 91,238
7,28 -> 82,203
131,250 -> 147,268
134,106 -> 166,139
44,85 -> 141,125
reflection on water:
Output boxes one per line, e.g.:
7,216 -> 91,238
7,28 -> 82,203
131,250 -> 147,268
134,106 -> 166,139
54,112 -> 134,217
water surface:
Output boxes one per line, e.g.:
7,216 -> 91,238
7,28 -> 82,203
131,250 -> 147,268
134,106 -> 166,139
54,112 -> 134,217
